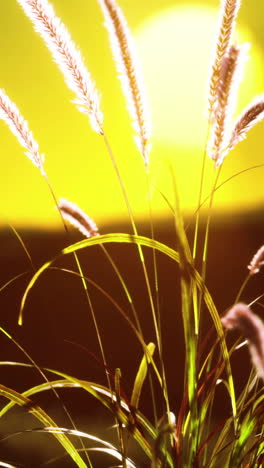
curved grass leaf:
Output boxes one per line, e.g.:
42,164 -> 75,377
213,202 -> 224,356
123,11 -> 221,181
0,366 -> 154,464
0,383 -> 88,468
0,362 -> 175,467
0,271 -> 29,293
18,233 -> 178,326
24,427 -> 137,468
18,233 -> 236,422
131,342 -> 155,410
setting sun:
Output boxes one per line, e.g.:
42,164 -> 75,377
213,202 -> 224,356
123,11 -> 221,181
135,5 -> 264,215
1,2 -> 263,228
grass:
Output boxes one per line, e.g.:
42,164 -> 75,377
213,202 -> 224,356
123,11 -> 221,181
0,0 -> 264,466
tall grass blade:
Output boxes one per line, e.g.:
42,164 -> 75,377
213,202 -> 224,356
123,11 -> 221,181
131,342 -> 155,410
18,233 -> 236,425
0,384 -> 88,468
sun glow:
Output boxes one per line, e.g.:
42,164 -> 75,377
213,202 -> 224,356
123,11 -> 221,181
1,2 -> 264,229
135,5 -> 264,214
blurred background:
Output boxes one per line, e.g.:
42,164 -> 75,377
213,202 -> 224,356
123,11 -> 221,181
0,0 -> 264,227
1,0 -> 264,466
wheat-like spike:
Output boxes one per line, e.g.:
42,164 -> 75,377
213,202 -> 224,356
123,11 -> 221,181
16,0 -> 103,135
97,0 -> 151,168
248,245 -> 264,275
208,43 -> 248,166
58,198 -> 99,238
228,94 -> 264,151
221,303 -> 264,381
0,88 -> 45,175
208,0 -> 241,118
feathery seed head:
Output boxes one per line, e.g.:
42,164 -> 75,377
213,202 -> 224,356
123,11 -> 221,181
208,0 -> 242,118
0,89 -> 45,175
58,198 -> 99,238
17,0 -> 104,135
98,0 -> 151,168
248,245 -> 264,275
208,42 -> 249,166
222,303 -> 264,381
228,94 -> 264,151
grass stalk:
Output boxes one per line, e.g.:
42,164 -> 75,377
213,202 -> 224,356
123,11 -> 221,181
44,172 -> 111,393
145,171 -> 171,424
103,133 -> 174,433
103,134 -> 167,389
192,119 -> 211,262
201,165 -> 222,281
0,327 -> 93,468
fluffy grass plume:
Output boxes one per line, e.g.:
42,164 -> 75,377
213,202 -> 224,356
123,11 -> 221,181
208,43 -> 248,166
97,0 -> 151,167
16,0 -> 103,135
248,244 -> 264,275
58,198 -> 99,238
0,88 -> 45,175
222,303 -> 264,381
229,94 -> 264,151
208,0 -> 242,117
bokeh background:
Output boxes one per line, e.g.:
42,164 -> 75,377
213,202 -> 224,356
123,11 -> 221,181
1,0 -> 264,227
1,0 -> 264,466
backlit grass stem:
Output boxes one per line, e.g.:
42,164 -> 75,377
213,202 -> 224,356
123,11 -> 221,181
208,0 -> 241,117
98,0 -> 151,167
16,0 -> 103,135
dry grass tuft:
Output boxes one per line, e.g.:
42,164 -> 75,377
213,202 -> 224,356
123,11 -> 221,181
98,0 -> 151,168
16,0 -> 104,135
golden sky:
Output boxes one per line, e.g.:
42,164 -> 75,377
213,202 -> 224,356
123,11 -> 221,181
1,0 -> 264,229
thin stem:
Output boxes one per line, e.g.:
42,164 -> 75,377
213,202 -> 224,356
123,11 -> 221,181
145,170 -> 171,428
169,164 -> 199,463
103,133 -> 170,417
100,244 -> 143,336
0,328 -> 93,468
44,173 -> 111,390
192,120 -> 211,338
9,224 -> 35,272
188,164 -> 264,231
193,119 -> 211,262
234,274 -> 251,303
201,165 -> 222,280
43,173 -> 112,467
196,166 -> 222,342
145,171 -> 161,345
103,134 -> 159,347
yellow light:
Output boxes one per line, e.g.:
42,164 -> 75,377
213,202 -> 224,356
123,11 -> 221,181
135,5 -> 264,215
1,3 -> 264,229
